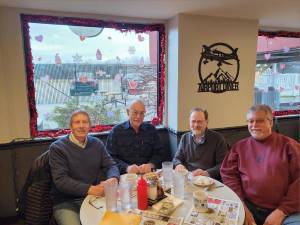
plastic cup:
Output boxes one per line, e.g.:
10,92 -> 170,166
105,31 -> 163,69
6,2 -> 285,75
173,171 -> 185,199
104,182 -> 118,212
162,161 -> 173,188
193,190 -> 208,212
119,181 -> 132,210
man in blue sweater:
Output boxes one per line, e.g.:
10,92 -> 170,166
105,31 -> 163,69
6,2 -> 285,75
49,110 -> 119,225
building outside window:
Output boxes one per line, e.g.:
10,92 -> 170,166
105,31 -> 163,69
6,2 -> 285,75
255,32 -> 300,116
21,15 -> 165,137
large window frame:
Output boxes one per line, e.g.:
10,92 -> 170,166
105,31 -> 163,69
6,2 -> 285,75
255,30 -> 300,117
21,14 -> 166,137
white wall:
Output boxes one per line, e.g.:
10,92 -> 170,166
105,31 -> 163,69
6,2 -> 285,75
167,14 -> 258,131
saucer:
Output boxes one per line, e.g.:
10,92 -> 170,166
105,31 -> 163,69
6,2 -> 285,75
192,176 -> 214,187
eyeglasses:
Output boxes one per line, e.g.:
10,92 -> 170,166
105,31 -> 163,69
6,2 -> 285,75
191,120 -> 207,124
130,110 -> 146,117
247,118 -> 271,124
88,196 -> 104,209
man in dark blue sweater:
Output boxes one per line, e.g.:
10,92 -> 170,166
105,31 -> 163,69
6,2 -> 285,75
49,110 -> 119,225
106,99 -> 167,174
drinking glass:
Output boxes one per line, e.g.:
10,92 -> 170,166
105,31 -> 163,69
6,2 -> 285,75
162,161 -> 173,188
119,181 -> 132,210
173,171 -> 185,199
104,182 -> 118,212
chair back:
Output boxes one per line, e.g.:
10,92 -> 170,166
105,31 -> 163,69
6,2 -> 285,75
16,150 -> 53,225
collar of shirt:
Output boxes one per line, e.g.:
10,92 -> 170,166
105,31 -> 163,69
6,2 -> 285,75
122,120 -> 147,132
69,133 -> 87,149
192,133 -> 206,145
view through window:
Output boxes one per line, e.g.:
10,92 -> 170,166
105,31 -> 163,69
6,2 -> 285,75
22,15 -> 165,135
255,33 -> 300,115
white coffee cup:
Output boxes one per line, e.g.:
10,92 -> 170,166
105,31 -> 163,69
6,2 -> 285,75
193,190 -> 208,212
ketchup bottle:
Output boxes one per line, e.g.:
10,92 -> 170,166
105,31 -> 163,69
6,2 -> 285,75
137,176 -> 148,210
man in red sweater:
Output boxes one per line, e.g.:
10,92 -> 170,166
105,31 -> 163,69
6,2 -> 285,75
221,104 -> 300,225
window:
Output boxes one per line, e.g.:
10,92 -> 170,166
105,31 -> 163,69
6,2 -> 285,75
21,14 -> 165,137
255,31 -> 300,116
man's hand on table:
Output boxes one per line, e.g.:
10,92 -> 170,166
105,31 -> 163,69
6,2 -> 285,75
192,168 -> 209,177
127,163 -> 153,174
87,182 -> 105,196
87,178 -> 118,196
127,164 -> 140,174
175,164 -> 186,172
263,209 -> 286,225
105,177 -> 119,185
138,163 -> 153,174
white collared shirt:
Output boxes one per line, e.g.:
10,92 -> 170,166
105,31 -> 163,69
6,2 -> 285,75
69,133 -> 87,149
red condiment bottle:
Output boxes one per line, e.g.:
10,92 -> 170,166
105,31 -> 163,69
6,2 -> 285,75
137,176 -> 148,210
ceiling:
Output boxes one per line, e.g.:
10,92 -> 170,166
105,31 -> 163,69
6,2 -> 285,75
0,0 -> 299,30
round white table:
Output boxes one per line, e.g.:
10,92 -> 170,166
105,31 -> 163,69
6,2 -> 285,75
80,177 -> 245,225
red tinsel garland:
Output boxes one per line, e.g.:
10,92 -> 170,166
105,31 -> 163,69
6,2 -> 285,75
273,110 -> 300,117
21,14 -> 166,138
259,30 -> 300,38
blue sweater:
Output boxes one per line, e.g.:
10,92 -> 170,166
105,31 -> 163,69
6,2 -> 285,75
49,135 -> 119,204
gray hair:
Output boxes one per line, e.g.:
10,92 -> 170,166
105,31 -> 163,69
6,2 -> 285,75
247,104 -> 273,121
189,107 -> 208,120
69,110 -> 91,127
126,99 -> 145,110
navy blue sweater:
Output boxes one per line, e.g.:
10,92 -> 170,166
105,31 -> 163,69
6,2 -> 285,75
49,135 -> 119,204
106,121 -> 167,174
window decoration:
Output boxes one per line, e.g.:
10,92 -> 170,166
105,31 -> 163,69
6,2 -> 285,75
21,14 -> 165,137
255,30 -> 300,116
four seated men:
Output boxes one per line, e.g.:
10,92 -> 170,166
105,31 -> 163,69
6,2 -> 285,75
48,103 -> 299,225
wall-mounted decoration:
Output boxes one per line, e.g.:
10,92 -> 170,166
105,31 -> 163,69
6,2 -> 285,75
198,42 -> 240,93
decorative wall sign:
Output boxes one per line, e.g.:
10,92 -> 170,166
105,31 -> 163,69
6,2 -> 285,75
198,42 -> 240,93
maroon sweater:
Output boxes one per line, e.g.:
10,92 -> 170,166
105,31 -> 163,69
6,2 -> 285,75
221,132 -> 300,215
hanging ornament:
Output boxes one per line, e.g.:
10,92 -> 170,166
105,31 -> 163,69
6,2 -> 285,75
96,49 -> 102,60
137,34 -> 145,42
264,53 -> 271,60
35,35 -> 43,42
80,36 -> 86,41
108,36 -> 112,40
128,46 -> 136,55
55,53 -> 62,65
128,80 -> 138,89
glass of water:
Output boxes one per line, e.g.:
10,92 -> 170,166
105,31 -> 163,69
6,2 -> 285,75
162,161 -> 173,188
173,171 -> 185,199
119,181 -> 132,210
